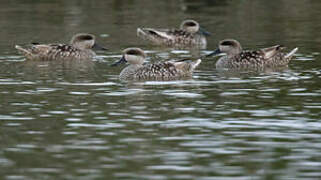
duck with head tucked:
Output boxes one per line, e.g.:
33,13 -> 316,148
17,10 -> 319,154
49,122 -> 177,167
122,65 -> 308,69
112,48 -> 201,81
137,20 -> 210,49
15,33 -> 107,61
208,39 -> 298,70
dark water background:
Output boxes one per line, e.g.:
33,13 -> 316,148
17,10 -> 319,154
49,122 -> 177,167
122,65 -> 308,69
0,0 -> 321,179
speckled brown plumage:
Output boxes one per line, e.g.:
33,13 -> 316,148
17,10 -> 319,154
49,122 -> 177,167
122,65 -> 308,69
137,20 -> 208,49
120,61 -> 196,81
162,29 -> 204,47
212,39 -> 298,70
15,33 -> 105,61
23,44 -> 95,61
114,48 -> 202,81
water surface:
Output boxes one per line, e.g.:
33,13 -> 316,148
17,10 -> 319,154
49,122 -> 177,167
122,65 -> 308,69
1,0 -> 321,179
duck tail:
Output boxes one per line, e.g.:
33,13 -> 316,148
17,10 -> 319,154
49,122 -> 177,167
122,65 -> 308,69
137,28 -> 172,40
190,59 -> 202,72
137,28 -> 147,38
285,47 -> 298,59
15,45 -> 34,59
174,59 -> 201,73
262,45 -> 285,59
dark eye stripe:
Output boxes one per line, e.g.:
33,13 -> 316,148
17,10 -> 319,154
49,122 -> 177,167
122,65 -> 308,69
78,35 -> 93,40
126,49 -> 141,55
185,22 -> 196,26
221,41 -> 235,46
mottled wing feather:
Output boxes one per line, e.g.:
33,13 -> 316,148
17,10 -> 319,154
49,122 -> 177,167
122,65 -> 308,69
167,29 -> 195,45
30,44 -> 51,54
147,29 -> 195,46
139,27 -> 205,47
230,51 -> 264,68
231,50 -> 289,69
134,62 -> 179,79
48,44 -> 79,56
31,44 -> 87,60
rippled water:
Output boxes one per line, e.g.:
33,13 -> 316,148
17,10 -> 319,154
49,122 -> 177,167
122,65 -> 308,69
1,0 -> 321,179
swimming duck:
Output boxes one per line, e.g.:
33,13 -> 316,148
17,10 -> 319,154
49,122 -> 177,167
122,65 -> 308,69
137,20 -> 210,48
208,39 -> 298,69
15,33 -> 107,61
112,48 -> 201,81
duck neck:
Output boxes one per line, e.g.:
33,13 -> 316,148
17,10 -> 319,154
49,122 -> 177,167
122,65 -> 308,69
120,64 -> 141,80
228,48 -> 242,58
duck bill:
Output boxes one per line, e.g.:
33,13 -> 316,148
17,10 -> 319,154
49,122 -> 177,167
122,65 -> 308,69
206,49 -> 221,57
199,27 -> 211,36
92,43 -> 108,50
111,56 -> 127,67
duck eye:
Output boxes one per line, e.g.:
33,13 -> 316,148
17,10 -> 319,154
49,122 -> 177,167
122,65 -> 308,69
79,35 -> 93,40
221,41 -> 234,46
185,22 -> 196,26
126,50 -> 140,56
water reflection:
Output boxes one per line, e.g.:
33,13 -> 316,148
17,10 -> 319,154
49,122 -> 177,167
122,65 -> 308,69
19,59 -> 97,82
1,0 -> 321,180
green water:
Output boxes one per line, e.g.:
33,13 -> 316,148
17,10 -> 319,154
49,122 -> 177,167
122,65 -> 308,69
0,0 -> 321,179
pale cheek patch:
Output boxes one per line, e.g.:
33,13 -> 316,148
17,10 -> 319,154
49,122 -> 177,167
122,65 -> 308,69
125,54 -> 143,64
220,45 -> 230,52
85,40 -> 94,48
186,26 -> 198,33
